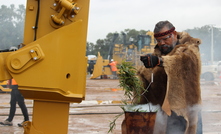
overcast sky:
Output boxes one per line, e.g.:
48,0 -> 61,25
1,0 -> 221,43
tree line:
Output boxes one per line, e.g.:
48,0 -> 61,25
0,4 -> 25,49
87,26 -> 221,63
1,4 -> 221,62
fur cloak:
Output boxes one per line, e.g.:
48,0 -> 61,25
137,32 -> 202,134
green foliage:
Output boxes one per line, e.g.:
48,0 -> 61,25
108,112 -> 124,133
108,61 -> 146,133
0,4 -> 25,49
117,61 -> 145,104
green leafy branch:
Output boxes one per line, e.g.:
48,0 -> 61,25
108,61 -> 146,133
117,61 -> 145,104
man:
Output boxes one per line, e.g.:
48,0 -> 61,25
138,20 -> 202,133
109,59 -> 118,79
0,79 -> 29,127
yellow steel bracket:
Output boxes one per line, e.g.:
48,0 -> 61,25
6,44 -> 44,74
50,0 -> 80,28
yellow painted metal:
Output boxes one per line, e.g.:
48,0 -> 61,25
113,44 -> 125,65
23,0 -> 88,44
103,66 -> 112,75
0,80 -> 12,92
102,59 -> 112,76
7,21 -> 88,102
0,86 -> 12,92
23,100 -> 70,134
6,0 -> 90,102
0,0 -> 90,133
90,52 -> 113,79
90,52 -> 103,79
0,52 -> 13,81
146,31 -> 156,53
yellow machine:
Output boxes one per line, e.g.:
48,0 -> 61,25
0,0 -> 89,133
90,31 -> 156,79
0,80 -> 12,93
90,52 -> 112,79
90,33 -> 119,79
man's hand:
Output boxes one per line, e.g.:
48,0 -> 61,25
140,54 -> 161,68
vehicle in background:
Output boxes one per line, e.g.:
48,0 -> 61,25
87,55 -> 96,60
217,61 -> 221,77
87,55 -> 97,75
201,61 -> 220,81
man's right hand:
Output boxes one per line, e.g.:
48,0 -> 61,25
140,54 -> 160,68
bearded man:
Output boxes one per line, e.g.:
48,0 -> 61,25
138,20 -> 202,134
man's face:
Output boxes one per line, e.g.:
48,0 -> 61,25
155,27 -> 177,55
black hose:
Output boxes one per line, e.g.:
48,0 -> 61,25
33,0 -> 40,41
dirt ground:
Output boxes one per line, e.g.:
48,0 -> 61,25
0,77 -> 221,134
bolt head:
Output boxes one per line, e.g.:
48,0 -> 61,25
33,57 -> 38,60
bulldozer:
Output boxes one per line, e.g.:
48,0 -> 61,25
90,31 -> 156,79
90,33 -> 119,79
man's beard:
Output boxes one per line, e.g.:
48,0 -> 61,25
159,44 -> 173,55
159,38 -> 177,55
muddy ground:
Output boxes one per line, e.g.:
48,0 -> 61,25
0,77 -> 221,134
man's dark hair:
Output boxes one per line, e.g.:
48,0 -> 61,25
154,20 -> 174,33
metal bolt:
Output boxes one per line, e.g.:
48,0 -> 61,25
61,21 -> 64,25
71,15 -> 75,18
33,57 -> 38,60
30,50 -> 34,53
72,7 -> 80,11
76,7 -> 80,10
32,26 -> 35,29
53,3 -> 57,7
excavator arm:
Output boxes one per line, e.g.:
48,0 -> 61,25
0,0 -> 90,133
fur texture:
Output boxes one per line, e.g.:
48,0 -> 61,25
137,32 -> 202,134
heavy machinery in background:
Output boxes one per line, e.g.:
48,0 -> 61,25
90,31 -> 221,81
113,31 -> 156,68
201,61 -> 221,81
0,81 -> 11,93
89,33 -> 119,79
87,55 -> 96,74
0,0 -> 89,133
90,31 -> 156,79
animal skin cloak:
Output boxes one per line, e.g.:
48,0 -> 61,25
137,32 -> 202,134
